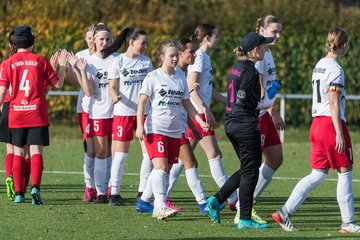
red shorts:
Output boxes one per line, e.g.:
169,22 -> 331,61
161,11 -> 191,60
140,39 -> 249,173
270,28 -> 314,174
310,116 -> 353,170
144,133 -> 181,164
259,112 -> 281,151
77,113 -> 83,134
180,132 -> 190,146
187,113 -> 215,138
90,118 -> 113,136
112,115 -> 147,141
82,112 -> 93,140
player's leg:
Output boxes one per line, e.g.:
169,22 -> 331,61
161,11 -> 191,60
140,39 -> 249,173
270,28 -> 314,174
93,135 -> 109,203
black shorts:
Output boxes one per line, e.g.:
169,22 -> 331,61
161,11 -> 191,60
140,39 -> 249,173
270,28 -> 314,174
11,126 -> 49,147
0,101 -> 12,143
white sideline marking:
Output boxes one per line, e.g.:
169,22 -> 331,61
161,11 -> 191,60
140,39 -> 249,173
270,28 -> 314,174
1,170 -> 360,183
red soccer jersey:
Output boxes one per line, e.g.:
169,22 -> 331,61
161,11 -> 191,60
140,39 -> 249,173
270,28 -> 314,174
0,51 -> 58,128
0,61 -> 11,102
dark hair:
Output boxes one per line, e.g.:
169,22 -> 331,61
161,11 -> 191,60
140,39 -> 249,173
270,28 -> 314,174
191,23 -> 216,48
155,40 -> 177,66
89,22 -> 112,55
176,38 -> 192,52
101,27 -> 147,58
256,15 -> 281,33
5,31 -> 16,59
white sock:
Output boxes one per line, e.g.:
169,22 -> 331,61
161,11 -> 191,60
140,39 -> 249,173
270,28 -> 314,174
94,157 -> 107,195
166,160 -> 184,197
254,163 -> 275,199
106,155 -> 112,187
110,152 -> 128,195
209,157 -> 237,204
140,170 -> 154,202
185,167 -> 206,204
84,153 -> 95,188
285,169 -> 327,214
337,171 -> 355,223
138,153 -> 153,192
152,169 -> 167,210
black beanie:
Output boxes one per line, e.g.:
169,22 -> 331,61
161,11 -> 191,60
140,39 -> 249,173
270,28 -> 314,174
14,25 -> 35,49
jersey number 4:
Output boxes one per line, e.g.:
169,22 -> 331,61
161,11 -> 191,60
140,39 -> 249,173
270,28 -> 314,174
20,69 -> 31,97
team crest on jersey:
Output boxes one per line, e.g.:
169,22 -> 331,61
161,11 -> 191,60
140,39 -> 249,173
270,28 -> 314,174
236,90 -> 246,103
267,67 -> 276,76
159,88 -> 167,97
122,68 -> 129,77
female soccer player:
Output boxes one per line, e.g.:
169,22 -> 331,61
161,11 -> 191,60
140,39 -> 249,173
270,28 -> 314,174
77,23 -> 118,204
234,14 -> 283,225
187,24 -> 237,209
0,25 -> 68,204
272,28 -> 360,233
101,27 -> 153,206
206,32 -> 273,229
165,38 -> 208,213
136,40 -> 209,220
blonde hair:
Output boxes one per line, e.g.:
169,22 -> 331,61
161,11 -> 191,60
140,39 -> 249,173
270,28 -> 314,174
256,15 -> 281,33
326,27 -> 348,53
89,23 -> 111,55
155,40 -> 177,66
191,23 -> 216,48
234,46 -> 252,60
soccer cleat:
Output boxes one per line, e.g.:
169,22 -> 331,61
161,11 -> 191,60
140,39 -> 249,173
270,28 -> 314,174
252,208 -> 268,224
136,199 -> 154,213
152,206 -> 178,220
94,195 -> 107,204
14,194 -> 25,203
82,187 -> 96,202
237,219 -> 269,229
166,199 -> 183,211
6,176 -> 15,201
272,209 -> 297,232
234,209 -> 240,225
31,187 -> 44,205
108,194 -> 125,206
198,203 -> 209,215
228,199 -> 237,211
207,196 -> 221,224
136,192 -> 143,201
339,222 -> 360,233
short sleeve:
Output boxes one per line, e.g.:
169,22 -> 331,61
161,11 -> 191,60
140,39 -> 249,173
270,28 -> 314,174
108,56 -> 120,79
255,59 -> 265,75
188,51 -> 203,74
140,72 -> 154,97
328,67 -> 344,93
42,57 -> 58,86
0,62 -> 10,88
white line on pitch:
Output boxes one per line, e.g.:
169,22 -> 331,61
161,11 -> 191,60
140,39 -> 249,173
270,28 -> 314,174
1,170 -> 359,183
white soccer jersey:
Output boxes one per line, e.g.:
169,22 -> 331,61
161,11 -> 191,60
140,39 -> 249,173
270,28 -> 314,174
311,57 -> 346,121
175,67 -> 188,134
187,49 -> 214,113
255,49 -> 277,116
108,53 -> 153,116
75,49 -> 91,113
141,68 -> 190,138
86,53 -> 119,119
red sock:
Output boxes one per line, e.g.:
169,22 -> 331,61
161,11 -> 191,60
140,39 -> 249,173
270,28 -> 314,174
12,155 -> 25,193
31,154 -> 44,187
24,158 -> 31,192
4,153 -> 14,177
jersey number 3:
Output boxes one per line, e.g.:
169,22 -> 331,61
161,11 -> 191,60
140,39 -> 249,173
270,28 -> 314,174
20,69 -> 31,97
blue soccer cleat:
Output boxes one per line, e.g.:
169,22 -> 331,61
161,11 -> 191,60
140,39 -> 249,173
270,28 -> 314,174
207,196 -> 221,224
136,199 -> 154,213
237,219 -> 269,229
14,194 -> 25,203
31,187 -> 44,205
198,203 -> 209,215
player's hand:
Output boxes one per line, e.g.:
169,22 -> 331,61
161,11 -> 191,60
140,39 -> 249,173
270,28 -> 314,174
76,58 -> 87,71
335,133 -> 345,154
191,125 -> 203,141
271,111 -> 285,130
50,50 -> 60,70
204,108 -> 215,130
112,95 -> 121,104
198,120 -> 209,134
136,125 -> 146,141
58,49 -> 69,67
68,52 -> 78,68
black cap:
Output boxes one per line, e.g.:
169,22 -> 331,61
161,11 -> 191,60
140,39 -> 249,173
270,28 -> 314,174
241,32 -> 273,53
14,25 -> 35,49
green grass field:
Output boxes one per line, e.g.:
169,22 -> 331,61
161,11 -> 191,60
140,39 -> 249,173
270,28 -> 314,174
0,125 -> 360,239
